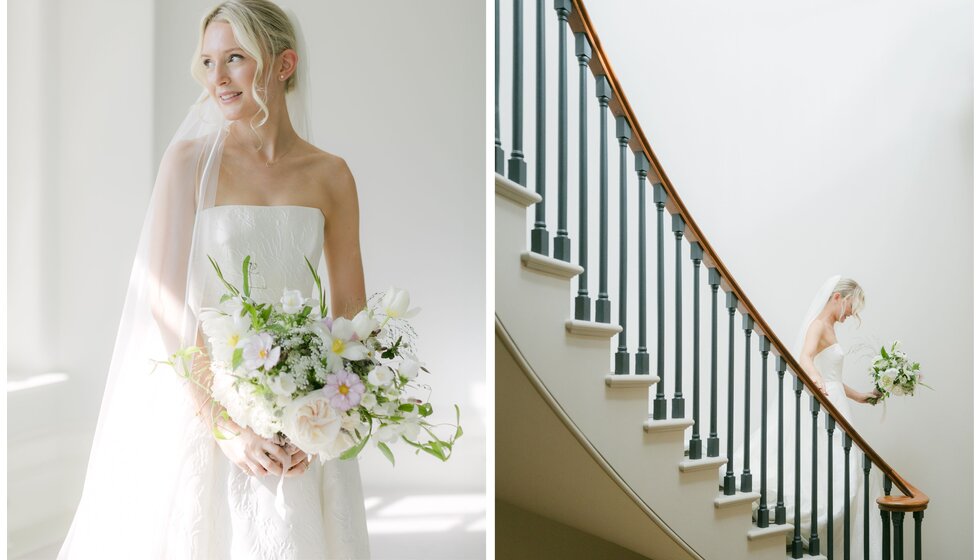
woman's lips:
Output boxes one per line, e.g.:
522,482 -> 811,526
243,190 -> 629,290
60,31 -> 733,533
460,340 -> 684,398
219,91 -> 242,103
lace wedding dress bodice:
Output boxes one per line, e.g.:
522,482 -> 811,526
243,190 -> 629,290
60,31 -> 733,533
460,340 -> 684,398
192,205 -> 325,315
191,205 -> 370,560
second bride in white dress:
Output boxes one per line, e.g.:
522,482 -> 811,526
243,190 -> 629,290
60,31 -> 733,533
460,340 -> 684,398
724,276 -> 882,559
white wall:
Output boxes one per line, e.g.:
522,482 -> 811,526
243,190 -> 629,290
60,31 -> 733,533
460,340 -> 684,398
498,0 -> 970,557
8,0 -> 156,554
8,1 -> 486,557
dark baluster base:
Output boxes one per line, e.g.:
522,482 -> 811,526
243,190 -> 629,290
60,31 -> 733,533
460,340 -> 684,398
495,145 -> 505,175
756,506 -> 769,528
635,351 -> 649,375
594,298 -> 610,323
671,397 -> 685,419
706,436 -> 719,457
790,539 -> 804,559
508,158 -> 527,187
553,235 -> 571,262
774,504 -> 786,525
688,438 -> 702,460
809,535 -> 821,557
530,227 -> 549,256
574,295 -> 590,321
723,473 -> 736,496
652,395 -> 667,420
614,351 -> 629,375
740,472 -> 753,494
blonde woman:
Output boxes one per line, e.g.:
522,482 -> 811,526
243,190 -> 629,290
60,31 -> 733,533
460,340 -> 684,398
59,1 -> 370,557
723,276 -> 882,559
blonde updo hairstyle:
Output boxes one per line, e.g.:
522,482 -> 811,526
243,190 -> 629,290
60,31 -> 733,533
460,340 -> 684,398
831,277 -> 865,325
191,0 -> 298,132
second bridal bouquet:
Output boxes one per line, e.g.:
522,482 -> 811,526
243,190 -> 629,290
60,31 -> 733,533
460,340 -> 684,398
867,340 -> 930,405
166,255 -> 461,465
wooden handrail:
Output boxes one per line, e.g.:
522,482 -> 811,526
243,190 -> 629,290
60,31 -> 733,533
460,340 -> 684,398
566,0 -> 927,513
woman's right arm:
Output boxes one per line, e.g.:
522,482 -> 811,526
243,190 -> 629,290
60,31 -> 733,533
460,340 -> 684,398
799,324 -> 829,396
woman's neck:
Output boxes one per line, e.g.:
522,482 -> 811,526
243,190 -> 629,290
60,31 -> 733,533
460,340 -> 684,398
228,103 -> 300,163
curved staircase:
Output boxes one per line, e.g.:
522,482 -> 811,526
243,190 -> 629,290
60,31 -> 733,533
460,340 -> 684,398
494,1 -> 928,558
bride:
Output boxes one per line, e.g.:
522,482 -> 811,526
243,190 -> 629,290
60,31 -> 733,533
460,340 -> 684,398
58,1 -> 371,558
724,276 -> 883,559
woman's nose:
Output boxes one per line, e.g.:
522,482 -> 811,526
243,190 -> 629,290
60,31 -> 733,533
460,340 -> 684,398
211,64 -> 230,86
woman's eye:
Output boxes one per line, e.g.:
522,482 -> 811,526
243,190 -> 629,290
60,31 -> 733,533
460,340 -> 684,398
229,54 -> 243,62
202,58 -> 212,68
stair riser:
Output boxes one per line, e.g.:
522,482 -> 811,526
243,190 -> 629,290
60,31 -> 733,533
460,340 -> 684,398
498,196 -> 788,560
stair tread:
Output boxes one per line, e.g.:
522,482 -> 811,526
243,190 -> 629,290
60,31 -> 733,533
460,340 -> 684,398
714,490 -> 761,509
643,417 -> 695,433
746,523 -> 793,541
495,173 -> 541,206
520,251 -> 583,279
565,319 -> 622,337
678,456 -> 728,473
604,374 -> 660,388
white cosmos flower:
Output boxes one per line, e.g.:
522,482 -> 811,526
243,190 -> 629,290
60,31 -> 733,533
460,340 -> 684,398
241,332 -> 281,371
316,317 -> 369,370
203,312 -> 250,362
380,288 -> 420,319
891,384 -> 905,397
281,289 -> 306,314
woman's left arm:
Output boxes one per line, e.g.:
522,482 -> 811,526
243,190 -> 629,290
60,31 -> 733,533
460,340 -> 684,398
845,383 -> 881,404
322,159 -> 366,320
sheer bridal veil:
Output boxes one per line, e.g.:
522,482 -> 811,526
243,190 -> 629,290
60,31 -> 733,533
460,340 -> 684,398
59,6 -> 312,558
722,275 -> 841,508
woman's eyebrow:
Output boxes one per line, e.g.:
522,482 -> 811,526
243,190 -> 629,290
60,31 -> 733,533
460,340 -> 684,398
200,48 -> 242,57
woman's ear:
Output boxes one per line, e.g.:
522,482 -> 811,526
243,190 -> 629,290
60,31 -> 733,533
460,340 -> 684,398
279,49 -> 298,79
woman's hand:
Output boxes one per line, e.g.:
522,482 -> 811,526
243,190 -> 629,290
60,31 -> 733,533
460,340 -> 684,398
856,389 -> 883,405
215,425 -> 292,477
810,375 -> 830,397
282,441 -> 311,477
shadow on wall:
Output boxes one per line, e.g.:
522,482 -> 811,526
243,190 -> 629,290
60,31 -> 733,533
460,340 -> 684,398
496,499 -> 653,560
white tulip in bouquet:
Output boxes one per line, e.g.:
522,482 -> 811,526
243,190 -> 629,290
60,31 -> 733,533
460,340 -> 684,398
162,255 -> 461,465
867,340 -> 930,405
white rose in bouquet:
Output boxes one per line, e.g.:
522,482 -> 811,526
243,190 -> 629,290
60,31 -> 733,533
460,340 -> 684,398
282,392 -> 349,460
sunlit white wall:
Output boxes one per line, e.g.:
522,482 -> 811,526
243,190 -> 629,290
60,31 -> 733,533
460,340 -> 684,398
498,0 -> 970,558
8,1 -> 486,558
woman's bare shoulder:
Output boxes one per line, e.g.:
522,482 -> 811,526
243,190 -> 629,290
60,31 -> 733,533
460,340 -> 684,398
301,144 -> 358,207
805,319 -> 836,348
159,137 -> 208,176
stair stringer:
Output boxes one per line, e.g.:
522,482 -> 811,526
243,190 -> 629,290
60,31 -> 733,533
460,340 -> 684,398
496,188 -> 789,560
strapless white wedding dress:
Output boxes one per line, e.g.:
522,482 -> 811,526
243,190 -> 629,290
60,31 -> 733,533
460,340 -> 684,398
191,205 -> 371,559
723,341 -> 882,559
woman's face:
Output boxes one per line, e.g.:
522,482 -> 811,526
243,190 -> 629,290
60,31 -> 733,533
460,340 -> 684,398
200,22 -> 262,122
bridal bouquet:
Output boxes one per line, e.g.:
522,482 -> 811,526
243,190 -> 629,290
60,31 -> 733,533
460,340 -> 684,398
163,255 -> 461,465
867,341 -> 930,405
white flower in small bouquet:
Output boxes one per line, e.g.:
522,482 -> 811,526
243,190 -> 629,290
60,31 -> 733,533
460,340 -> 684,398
161,254 -> 462,466
867,340 -> 931,405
